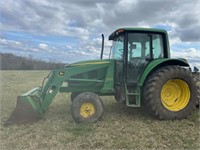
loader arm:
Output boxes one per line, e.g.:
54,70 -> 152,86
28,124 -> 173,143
40,70 -> 65,113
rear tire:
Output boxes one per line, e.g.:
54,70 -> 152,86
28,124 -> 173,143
71,92 -> 104,123
143,66 -> 198,120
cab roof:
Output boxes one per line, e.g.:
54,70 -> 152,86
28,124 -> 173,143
108,27 -> 168,40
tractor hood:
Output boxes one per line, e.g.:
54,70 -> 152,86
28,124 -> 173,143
63,59 -> 115,93
65,59 -> 115,83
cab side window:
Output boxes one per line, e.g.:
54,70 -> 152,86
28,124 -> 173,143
152,34 -> 164,58
128,33 -> 150,61
128,33 -> 164,60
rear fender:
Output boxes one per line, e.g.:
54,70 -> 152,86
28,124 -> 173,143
138,58 -> 189,86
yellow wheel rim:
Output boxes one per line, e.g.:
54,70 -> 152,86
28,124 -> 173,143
80,103 -> 95,118
161,79 -> 190,112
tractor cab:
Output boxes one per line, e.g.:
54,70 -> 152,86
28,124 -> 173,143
108,28 -> 170,105
109,28 -> 169,84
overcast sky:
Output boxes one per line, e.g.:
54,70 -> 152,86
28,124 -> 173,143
0,0 -> 200,68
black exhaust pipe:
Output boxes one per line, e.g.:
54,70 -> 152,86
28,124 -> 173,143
100,34 -> 104,59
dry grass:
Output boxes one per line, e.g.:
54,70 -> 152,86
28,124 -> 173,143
0,71 -> 199,149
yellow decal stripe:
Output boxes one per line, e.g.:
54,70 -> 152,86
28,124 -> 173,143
71,61 -> 109,66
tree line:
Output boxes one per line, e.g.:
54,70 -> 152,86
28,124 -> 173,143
0,53 -> 65,70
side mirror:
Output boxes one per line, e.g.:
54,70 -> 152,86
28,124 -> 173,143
130,44 -> 137,49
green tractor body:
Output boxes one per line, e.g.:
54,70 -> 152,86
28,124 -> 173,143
5,28 -> 198,125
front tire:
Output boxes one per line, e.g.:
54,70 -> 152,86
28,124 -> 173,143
143,66 -> 198,120
71,92 -> 80,102
71,92 -> 104,123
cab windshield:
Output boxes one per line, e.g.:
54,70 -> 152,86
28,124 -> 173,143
110,35 -> 124,60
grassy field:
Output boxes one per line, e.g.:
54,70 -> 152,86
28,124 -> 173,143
0,71 -> 199,149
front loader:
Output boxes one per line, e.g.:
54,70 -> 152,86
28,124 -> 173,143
5,28 -> 199,125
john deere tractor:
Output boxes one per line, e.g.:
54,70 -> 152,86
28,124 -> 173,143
5,28 -> 199,125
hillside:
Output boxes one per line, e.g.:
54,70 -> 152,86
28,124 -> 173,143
0,53 -> 65,70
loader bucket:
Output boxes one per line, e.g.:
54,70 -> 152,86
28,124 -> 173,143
4,87 -> 42,126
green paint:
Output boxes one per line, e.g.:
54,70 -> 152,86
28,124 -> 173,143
138,58 -> 189,86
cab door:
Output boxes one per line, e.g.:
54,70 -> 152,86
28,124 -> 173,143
125,32 -> 164,106
126,33 -> 164,84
